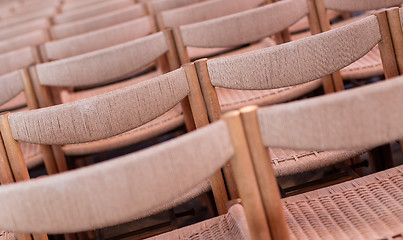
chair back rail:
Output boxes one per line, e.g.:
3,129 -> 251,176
36,31 -> 170,88
0,47 -> 40,76
158,0 -> 264,29
49,4 -> 147,39
0,18 -> 50,41
323,0 -> 403,11
0,30 -> 50,55
178,0 -> 308,48
43,16 -> 155,61
60,0 -> 109,12
53,0 -> 134,24
205,15 -> 381,90
0,7 -> 56,29
147,0 -> 204,13
9,68 -> 190,145
0,120 -> 233,234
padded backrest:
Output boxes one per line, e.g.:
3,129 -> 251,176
0,18 -> 50,40
0,30 -> 49,55
179,0 -> 308,48
44,16 -> 154,60
36,31 -> 170,87
257,75 -> 403,150
206,15 -> 381,89
9,68 -> 190,145
147,0 -> 204,13
0,120 -> 232,233
159,0 -> 264,28
0,71 -> 24,106
323,0 -> 403,11
60,0 -> 110,12
0,7 -> 56,29
53,0 -> 134,24
1,0 -> 59,18
50,4 -> 146,39
0,47 -> 39,76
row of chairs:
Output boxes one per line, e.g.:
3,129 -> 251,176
1,0 -> 403,239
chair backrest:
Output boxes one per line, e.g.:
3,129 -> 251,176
52,0 -> 135,24
238,74 -> 403,240
49,4 -> 147,39
322,0 -> 402,12
0,47 -> 40,76
193,14 -> 395,121
0,30 -> 50,55
41,16 -> 155,61
156,0 -> 264,30
0,18 -> 51,40
145,0 -> 205,14
0,0 -> 60,18
0,74 -> 272,239
60,0 -> 111,12
173,0 -> 309,64
0,6 -> 56,29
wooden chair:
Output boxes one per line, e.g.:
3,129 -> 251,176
0,70 -> 43,170
236,74 -> 403,240
0,6 -> 56,29
0,66 -> 234,237
188,12 -> 400,197
59,0 -> 113,13
0,18 -> 51,41
0,30 -> 50,55
52,0 -> 135,24
49,3 -> 147,39
40,15 -> 156,61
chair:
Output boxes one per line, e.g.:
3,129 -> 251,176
0,66 -> 235,237
237,74 -> 403,240
49,3 -> 147,39
0,18 -> 51,41
0,30 -> 50,55
189,11 -> 400,196
59,0 -> 112,13
52,0 -> 134,24
39,15 -> 155,61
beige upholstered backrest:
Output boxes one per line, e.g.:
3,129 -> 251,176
36,31 -> 169,87
0,47 -> 39,76
323,0 -> 403,11
147,0 -> 204,13
180,0 -> 308,48
44,16 -> 155,60
0,71 -> 24,106
50,4 -> 146,39
0,7 -> 56,29
0,120 -> 232,233
159,0 -> 264,28
52,0 -> 134,24
207,15 -> 381,90
9,68 -> 190,145
1,0 -> 59,18
60,0 -> 109,12
0,18 -> 50,40
0,30 -> 49,55
257,75 -> 403,150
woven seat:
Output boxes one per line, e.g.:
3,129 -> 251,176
284,165 -> 403,239
149,204 -> 251,240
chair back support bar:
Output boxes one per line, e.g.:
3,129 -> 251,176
49,4 -> 147,39
158,0 -> 264,29
257,76 -> 403,150
323,0 -> 403,12
36,31 -> 170,87
179,0 -> 308,48
206,15 -> 381,90
0,120 -> 233,234
43,16 -> 155,61
8,68 -> 190,145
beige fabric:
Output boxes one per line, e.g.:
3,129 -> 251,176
341,45 -> 383,80
61,0 -> 110,12
0,71 -> 24,106
2,0 -> 59,17
180,0 -> 308,48
9,68 -> 190,145
161,0 -> 264,28
0,18 -> 50,40
0,47 -> 37,76
150,0 -> 204,13
257,75 -> 403,151
207,16 -> 381,90
0,92 -> 26,113
53,0 -> 134,24
50,4 -> 146,39
284,165 -> 403,239
37,32 -> 168,87
323,0 -> 403,11
150,204 -> 251,240
0,30 -> 48,55
0,121 -> 233,234
45,16 -> 154,60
